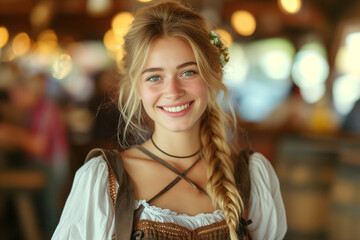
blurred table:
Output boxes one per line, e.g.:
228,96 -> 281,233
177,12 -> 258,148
0,169 -> 46,240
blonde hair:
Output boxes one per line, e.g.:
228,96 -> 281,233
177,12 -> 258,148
118,1 -> 245,239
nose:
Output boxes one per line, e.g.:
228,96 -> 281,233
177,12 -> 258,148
164,77 -> 184,99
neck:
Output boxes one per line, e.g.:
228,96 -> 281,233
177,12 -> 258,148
151,127 -> 201,159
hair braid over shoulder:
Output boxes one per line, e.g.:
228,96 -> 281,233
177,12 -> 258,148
200,107 -> 244,240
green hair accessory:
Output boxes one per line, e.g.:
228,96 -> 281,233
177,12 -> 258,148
210,31 -> 230,67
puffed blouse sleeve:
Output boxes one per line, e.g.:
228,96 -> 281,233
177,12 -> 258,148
247,153 -> 287,240
52,156 -> 115,240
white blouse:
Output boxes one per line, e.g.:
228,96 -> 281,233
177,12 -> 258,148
52,152 -> 287,240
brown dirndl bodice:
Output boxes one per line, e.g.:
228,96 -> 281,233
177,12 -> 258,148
132,219 -> 230,240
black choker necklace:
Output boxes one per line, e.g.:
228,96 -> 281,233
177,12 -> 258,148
150,135 -> 200,159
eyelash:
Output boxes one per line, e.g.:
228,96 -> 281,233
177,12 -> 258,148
182,70 -> 197,77
145,70 -> 198,82
147,75 -> 161,82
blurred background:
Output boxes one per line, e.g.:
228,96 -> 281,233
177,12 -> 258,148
0,0 -> 359,239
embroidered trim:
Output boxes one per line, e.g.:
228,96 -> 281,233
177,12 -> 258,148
134,219 -> 229,238
135,220 -> 191,237
106,162 -> 117,207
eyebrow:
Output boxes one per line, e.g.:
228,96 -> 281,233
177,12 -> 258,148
141,61 -> 197,75
176,61 -> 197,70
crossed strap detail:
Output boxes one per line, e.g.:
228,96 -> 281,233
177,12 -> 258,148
134,145 -> 209,200
132,145 -> 210,224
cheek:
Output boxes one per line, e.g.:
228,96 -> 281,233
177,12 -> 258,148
139,88 -> 153,103
139,87 -> 158,112
192,81 -> 208,104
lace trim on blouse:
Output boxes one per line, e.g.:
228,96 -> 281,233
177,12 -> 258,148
135,200 -> 225,230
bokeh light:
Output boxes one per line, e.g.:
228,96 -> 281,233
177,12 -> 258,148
292,41 -> 329,103
0,26 -> 9,48
300,84 -> 326,104
62,68 -> 94,102
87,0 -> 111,15
30,1 -> 54,28
52,53 -> 73,79
103,29 -> 123,52
260,51 -> 293,80
231,10 -> 256,36
278,0 -> 302,14
336,32 -> 360,76
68,41 -> 111,74
255,38 -> 295,81
104,11 -> 134,71
226,38 -> 294,122
36,29 -> 58,53
223,42 -> 249,86
333,74 -> 360,115
12,32 -> 31,56
292,50 -> 329,88
346,32 -> 360,52
111,12 -> 134,36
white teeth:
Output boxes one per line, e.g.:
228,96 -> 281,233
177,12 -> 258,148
163,103 -> 190,113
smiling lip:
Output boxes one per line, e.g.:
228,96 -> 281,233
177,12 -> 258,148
159,101 -> 194,113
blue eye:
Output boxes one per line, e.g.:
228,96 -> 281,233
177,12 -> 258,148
148,76 -> 161,82
182,71 -> 195,76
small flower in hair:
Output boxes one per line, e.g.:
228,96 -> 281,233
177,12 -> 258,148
210,31 -> 229,67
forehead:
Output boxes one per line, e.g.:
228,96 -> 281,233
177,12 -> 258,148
144,36 -> 196,68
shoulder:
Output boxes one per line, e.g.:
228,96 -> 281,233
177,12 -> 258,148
249,153 -> 277,182
52,155 -> 115,239
248,152 -> 282,201
247,152 -> 287,240
78,155 -> 108,177
70,155 -> 111,195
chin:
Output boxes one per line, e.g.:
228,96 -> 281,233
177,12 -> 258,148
161,122 -> 199,133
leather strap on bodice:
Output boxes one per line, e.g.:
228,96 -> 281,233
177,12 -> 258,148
85,148 -> 135,240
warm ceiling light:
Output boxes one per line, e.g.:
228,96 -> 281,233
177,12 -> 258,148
37,29 -> 58,43
0,26 -> 9,48
112,12 -> 134,36
36,29 -> 58,53
137,0 -> 152,2
12,32 -> 31,56
103,29 -> 123,52
278,0 -> 302,14
87,0 -> 112,16
30,1 -> 54,29
231,10 -> 256,36
215,29 -> 232,47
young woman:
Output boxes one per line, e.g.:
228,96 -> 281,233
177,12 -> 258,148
52,1 -> 286,239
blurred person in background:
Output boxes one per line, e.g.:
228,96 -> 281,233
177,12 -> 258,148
0,68 -> 69,238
